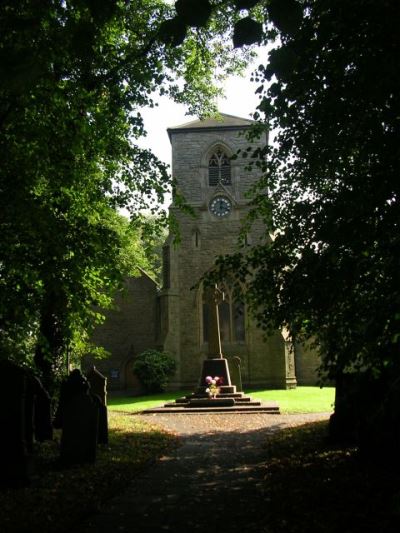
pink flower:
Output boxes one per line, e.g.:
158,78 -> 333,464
205,376 -> 213,384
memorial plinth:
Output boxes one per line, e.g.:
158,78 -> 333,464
187,398 -> 235,408
198,358 -> 233,393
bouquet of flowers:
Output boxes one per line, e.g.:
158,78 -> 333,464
205,375 -> 224,398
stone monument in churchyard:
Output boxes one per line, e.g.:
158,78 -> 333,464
86,366 -> 108,444
146,284 -> 280,413
0,360 -> 53,487
55,369 -> 104,465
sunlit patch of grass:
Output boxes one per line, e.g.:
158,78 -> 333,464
0,411 -> 178,533
108,390 -> 191,412
247,386 -> 335,413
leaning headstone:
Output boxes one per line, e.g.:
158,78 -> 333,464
0,360 -> 32,487
86,366 -> 108,445
86,366 -> 107,405
60,392 -> 99,465
54,369 -> 89,429
91,396 -> 108,445
57,370 -> 99,465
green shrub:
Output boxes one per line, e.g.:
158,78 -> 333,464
132,349 -> 177,392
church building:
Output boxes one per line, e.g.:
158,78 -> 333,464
87,114 -> 319,392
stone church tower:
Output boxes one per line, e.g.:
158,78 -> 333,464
86,113 -> 319,391
159,113 -> 298,390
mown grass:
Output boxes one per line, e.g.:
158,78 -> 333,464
260,421 -> 400,533
108,386 -> 335,414
0,411 -> 178,533
108,390 -> 191,412
248,386 -> 335,413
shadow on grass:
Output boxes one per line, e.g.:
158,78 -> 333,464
2,416 -> 398,533
259,422 -> 400,533
0,411 -> 178,533
72,419 -> 400,533
146,420 -> 399,533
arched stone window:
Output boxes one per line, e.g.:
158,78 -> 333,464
202,284 -> 245,343
208,148 -> 231,186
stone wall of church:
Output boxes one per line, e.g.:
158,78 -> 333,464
83,274 -> 158,392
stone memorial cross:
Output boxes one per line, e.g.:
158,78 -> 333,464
204,284 -> 224,359
198,284 -> 233,390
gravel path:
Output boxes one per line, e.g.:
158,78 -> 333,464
77,412 -> 330,533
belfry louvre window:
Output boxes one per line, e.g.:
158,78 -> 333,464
208,149 -> 231,186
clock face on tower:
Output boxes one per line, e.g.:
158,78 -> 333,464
209,196 -> 232,218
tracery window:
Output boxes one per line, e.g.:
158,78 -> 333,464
208,148 -> 231,186
202,285 -> 245,343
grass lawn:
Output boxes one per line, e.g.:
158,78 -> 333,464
0,411 -> 178,533
108,386 -> 335,414
108,390 -> 192,412
248,386 -> 335,413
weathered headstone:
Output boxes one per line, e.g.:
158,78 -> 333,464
86,366 -> 108,445
231,356 -> 243,392
86,366 -> 107,405
60,392 -> 99,465
57,370 -> 99,465
0,360 -> 32,487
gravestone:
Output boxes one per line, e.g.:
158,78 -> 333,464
0,360 -> 31,486
87,366 -> 107,405
60,392 -> 99,465
86,366 -> 108,445
231,356 -> 243,392
57,370 -> 99,465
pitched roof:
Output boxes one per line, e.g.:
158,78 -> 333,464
167,112 -> 255,139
